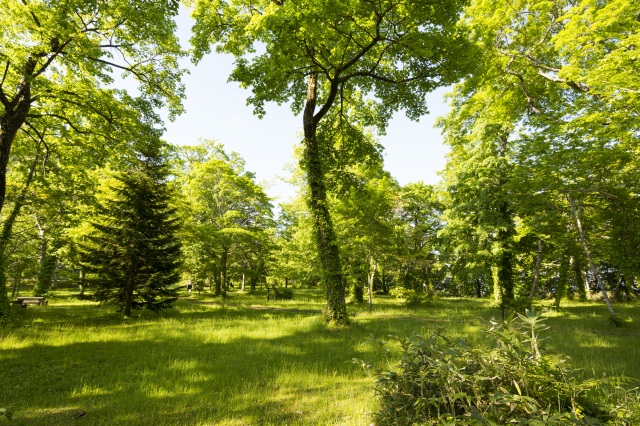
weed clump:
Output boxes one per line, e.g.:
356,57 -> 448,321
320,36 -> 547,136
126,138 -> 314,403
373,309 -> 639,425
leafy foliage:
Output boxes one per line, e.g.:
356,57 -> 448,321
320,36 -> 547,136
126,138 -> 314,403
178,141 -> 273,297
373,309 -> 636,425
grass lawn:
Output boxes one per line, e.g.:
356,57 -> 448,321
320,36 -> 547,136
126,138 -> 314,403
1,288 -> 639,425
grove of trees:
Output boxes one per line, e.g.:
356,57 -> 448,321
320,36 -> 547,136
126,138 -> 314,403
1,0 -> 638,326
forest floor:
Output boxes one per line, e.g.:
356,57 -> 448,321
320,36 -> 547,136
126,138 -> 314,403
1,287 -> 639,425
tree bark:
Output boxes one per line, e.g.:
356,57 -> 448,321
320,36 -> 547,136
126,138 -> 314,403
421,264 -> 429,292
555,254 -> 569,309
11,273 -> 22,298
302,73 -> 347,324
220,245 -> 228,299
0,59 -> 36,215
79,269 -> 86,297
124,281 -> 133,317
569,198 -> 617,323
529,239 -> 543,299
367,257 -> 376,312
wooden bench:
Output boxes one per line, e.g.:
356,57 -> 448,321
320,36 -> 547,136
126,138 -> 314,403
15,296 -> 48,306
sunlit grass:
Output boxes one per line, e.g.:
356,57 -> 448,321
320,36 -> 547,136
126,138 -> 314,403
1,288 -> 639,425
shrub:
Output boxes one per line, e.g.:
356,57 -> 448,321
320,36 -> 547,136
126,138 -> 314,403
389,287 -> 435,306
273,287 -> 293,300
372,309 -> 633,425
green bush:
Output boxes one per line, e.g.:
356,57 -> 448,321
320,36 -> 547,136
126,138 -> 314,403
273,287 -> 293,300
372,309 -> 637,425
389,286 -> 435,306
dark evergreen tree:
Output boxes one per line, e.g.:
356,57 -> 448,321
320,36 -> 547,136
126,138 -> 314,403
81,141 -> 181,316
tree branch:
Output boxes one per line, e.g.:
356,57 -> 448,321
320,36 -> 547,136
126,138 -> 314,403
21,0 -> 42,27
0,61 -> 9,106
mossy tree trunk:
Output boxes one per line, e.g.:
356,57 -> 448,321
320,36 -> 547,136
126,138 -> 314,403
302,73 -> 347,325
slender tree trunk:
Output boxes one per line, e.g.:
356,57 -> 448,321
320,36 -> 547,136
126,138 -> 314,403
529,240 -> 543,299
367,257 -> 376,312
78,269 -> 86,297
33,216 -> 56,296
569,198 -> 617,323
475,279 -> 482,299
555,254 -> 569,309
220,246 -> 228,299
302,73 -> 347,324
11,274 -> 21,298
124,282 -> 133,317
569,255 -> 587,301
421,264 -> 429,292
123,263 -> 135,317
241,273 -> 245,291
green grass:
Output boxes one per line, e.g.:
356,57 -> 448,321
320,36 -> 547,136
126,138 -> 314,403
1,288 -> 639,425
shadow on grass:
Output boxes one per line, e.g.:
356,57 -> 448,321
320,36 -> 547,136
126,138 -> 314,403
2,295 -> 639,425
1,300 -> 389,425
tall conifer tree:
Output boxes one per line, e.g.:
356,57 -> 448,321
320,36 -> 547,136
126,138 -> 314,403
81,140 -> 181,316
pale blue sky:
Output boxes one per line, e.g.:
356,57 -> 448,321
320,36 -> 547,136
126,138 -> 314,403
163,8 -> 450,203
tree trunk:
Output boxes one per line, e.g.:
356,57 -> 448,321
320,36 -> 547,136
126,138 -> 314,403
529,240 -> 543,299
0,150 -> 39,248
241,273 -> 245,291
367,257 -> 376,312
555,254 -> 569,309
220,246 -> 228,299
0,59 -> 36,216
123,265 -> 134,317
124,282 -> 133,317
33,217 -> 56,296
302,73 -> 347,324
570,198 -> 617,323
421,264 -> 429,292
569,255 -> 587,301
0,145 -> 41,315
79,269 -> 86,297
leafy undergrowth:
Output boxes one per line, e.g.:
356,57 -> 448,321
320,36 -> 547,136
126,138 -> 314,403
372,309 -> 640,425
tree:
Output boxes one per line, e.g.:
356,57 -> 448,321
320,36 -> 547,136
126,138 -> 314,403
80,139 -> 181,317
333,162 -> 398,309
439,0 -> 640,322
271,199 -> 323,289
190,0 -> 476,324
0,0 -> 185,323
0,0 -> 185,214
395,182 -> 444,294
179,142 -> 273,298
